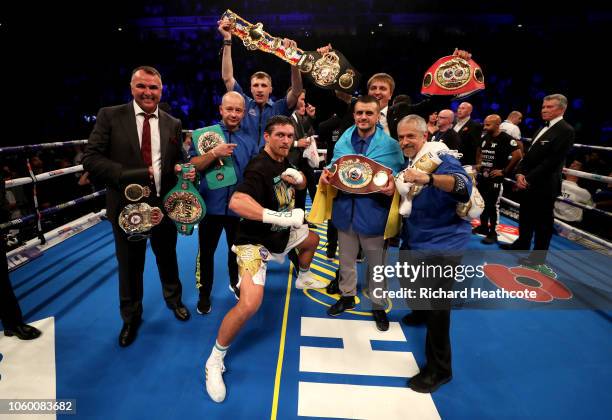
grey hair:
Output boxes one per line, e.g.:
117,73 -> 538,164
544,94 -> 568,109
397,114 -> 427,134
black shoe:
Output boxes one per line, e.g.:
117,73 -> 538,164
119,320 -> 141,347
326,271 -> 340,295
229,283 -> 240,300
481,234 -> 498,245
518,256 -> 544,267
172,303 -> 191,321
197,296 -> 212,314
408,369 -> 452,393
372,310 -> 389,331
308,222 -> 317,229
3,323 -> 42,340
472,225 -> 489,235
500,241 -> 527,251
326,247 -> 337,259
356,249 -> 364,263
402,312 -> 426,326
327,296 -> 355,316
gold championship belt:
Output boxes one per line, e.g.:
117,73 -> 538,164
421,55 -> 485,99
163,164 -> 206,235
328,155 -> 392,194
124,184 -> 151,202
118,203 -> 163,241
221,9 -> 360,93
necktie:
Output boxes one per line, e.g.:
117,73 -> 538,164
141,113 -> 153,166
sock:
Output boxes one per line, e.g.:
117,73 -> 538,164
298,267 -> 311,277
210,340 -> 229,361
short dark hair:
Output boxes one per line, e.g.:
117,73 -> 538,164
131,66 -> 163,83
264,115 -> 294,135
393,94 -> 411,106
250,71 -> 272,84
355,95 -> 380,111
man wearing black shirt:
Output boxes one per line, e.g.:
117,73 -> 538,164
474,114 -> 521,244
204,116 -> 322,403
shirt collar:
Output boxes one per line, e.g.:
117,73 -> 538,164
547,115 -> 563,128
133,100 -> 159,118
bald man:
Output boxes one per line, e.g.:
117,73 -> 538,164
474,114 -> 521,244
189,91 -> 260,314
453,102 -> 483,165
431,109 -> 461,150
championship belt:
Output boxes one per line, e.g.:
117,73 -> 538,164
221,9 -> 360,93
421,55 -> 485,99
328,155 -> 392,194
124,184 -> 151,202
163,164 -> 206,235
192,125 -> 238,190
118,203 -> 163,242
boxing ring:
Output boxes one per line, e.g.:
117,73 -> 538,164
1,139 -> 611,419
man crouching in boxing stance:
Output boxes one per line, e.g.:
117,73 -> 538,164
205,115 -> 323,402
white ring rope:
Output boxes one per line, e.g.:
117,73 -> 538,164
5,165 -> 85,189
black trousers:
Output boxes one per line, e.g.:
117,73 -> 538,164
326,219 -> 338,256
295,160 -> 318,211
479,178 -> 502,234
111,215 -> 183,323
401,254 -> 461,377
517,189 -> 556,259
196,214 -> 239,299
1,236 -> 23,330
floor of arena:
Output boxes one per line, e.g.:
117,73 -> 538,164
1,213 -> 611,419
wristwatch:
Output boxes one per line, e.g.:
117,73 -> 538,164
426,173 -> 434,186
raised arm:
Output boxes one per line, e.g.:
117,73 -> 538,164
218,18 -> 236,91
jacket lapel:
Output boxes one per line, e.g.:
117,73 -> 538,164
158,112 -> 169,171
122,102 -> 143,162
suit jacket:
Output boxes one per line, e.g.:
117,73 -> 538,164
387,96 -> 451,140
455,118 -> 482,165
83,102 -> 184,221
517,119 -> 575,198
431,128 -> 461,151
288,112 -> 315,167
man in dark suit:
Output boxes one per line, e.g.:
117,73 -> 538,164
1,166 -> 42,340
431,109 -> 462,150
501,94 -> 575,265
83,66 -> 192,347
453,102 -> 483,165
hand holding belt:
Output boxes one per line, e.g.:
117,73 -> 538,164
163,163 -> 206,235
192,124 -> 238,189
221,9 -> 360,93
328,155 -> 392,194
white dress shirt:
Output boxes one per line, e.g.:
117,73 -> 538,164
379,106 -> 389,135
532,115 -> 563,145
133,101 -> 162,195
453,117 -> 469,132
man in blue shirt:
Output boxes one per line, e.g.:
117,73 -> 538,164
395,114 -> 472,393
218,17 -> 302,148
319,95 -> 404,331
189,92 -> 259,314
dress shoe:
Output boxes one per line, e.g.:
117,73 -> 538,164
326,273 -> 340,295
197,296 -> 212,314
472,225 -> 489,236
327,296 -> 355,316
3,323 -> 42,340
307,222 -> 317,229
172,304 -> 191,321
481,234 -> 498,245
119,320 -> 141,347
408,369 -> 452,393
402,312 -> 426,326
372,310 -> 389,331
499,241 -> 527,251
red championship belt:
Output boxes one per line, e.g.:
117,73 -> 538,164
329,155 -> 392,194
421,55 -> 485,99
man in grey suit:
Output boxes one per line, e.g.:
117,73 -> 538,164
501,94 -> 575,265
84,66 -> 192,347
